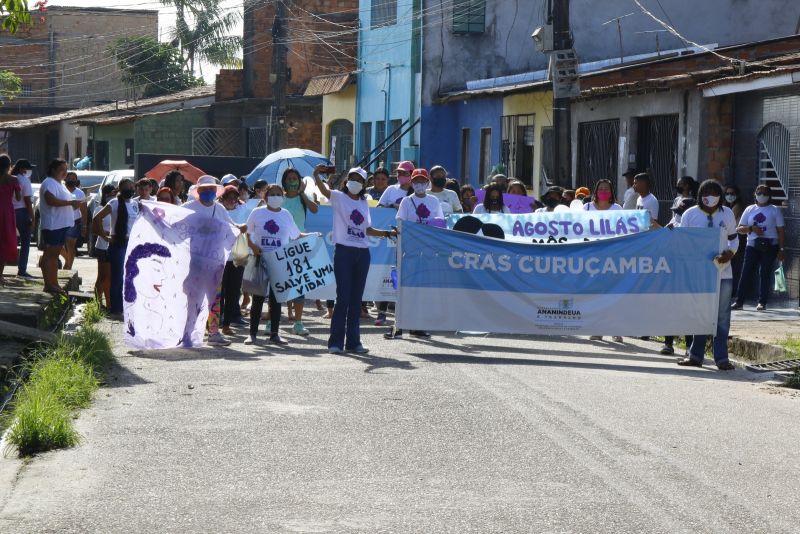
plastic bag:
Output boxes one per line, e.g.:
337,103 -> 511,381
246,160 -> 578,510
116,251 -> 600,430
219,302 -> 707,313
774,262 -> 787,294
231,234 -> 250,267
242,254 -> 270,297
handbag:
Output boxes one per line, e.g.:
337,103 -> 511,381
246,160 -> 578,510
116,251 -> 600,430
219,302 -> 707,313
774,262 -> 787,294
241,254 -> 270,297
231,233 -> 250,267
753,237 -> 773,252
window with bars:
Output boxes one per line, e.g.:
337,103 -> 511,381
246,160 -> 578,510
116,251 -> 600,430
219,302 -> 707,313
371,0 -> 397,29
453,0 -> 486,34
501,114 -> 536,187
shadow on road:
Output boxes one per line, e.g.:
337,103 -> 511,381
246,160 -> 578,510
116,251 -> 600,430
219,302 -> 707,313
102,360 -> 150,388
341,352 -> 417,374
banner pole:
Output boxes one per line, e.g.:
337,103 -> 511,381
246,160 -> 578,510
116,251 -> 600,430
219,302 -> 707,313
395,220 -> 404,330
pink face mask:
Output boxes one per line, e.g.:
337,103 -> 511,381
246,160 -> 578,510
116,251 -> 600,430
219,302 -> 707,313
398,174 -> 412,186
596,191 -> 612,202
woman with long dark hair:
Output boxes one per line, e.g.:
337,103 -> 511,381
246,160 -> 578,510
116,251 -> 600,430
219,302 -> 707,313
473,183 -> 510,214
10,158 -> 34,278
39,159 -> 80,294
92,178 -> 138,316
93,184 -> 116,309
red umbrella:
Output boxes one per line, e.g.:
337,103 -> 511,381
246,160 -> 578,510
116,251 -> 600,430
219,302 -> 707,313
145,160 -> 205,184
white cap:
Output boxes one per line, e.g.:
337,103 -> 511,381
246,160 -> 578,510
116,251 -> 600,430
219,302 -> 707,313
347,167 -> 367,181
221,174 -> 239,185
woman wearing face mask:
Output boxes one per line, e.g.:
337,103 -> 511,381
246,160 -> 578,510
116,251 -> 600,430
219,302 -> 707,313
583,179 -> 620,212
216,186 -> 248,337
473,183 -> 510,214
313,165 -> 397,354
252,179 -> 269,205
723,185 -> 744,222
676,180 -> 738,371
665,176 -> 697,228
92,178 -> 139,315
460,184 -> 477,213
427,165 -> 462,216
62,171 -> 87,271
378,160 -> 415,208
281,168 -> 319,335
732,185 -> 786,312
10,159 -> 34,278
40,159 -> 81,294
244,184 -> 315,345
535,186 -> 564,213
366,167 -> 390,201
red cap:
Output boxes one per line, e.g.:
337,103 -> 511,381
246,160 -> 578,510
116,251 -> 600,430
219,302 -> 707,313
411,168 -> 429,180
222,185 -> 239,196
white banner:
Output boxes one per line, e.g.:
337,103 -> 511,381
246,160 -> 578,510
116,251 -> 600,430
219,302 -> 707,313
265,235 -> 335,303
123,201 -> 237,349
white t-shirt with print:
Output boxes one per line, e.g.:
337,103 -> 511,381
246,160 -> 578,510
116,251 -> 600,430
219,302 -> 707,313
107,197 -> 140,239
11,173 -> 32,210
636,193 -> 659,221
246,207 -> 301,255
740,203 -> 785,246
679,206 -> 739,279
397,194 -> 444,224
39,177 -> 75,230
70,188 -> 85,221
378,184 -> 409,207
329,190 -> 372,248
428,189 -> 462,215
93,205 -> 111,251
583,202 -> 622,211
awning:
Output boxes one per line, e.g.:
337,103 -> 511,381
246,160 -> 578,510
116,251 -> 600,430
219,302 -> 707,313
303,73 -> 354,97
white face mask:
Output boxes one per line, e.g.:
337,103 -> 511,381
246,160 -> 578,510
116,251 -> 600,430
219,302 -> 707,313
267,196 -> 283,209
346,180 -> 362,195
702,195 -> 720,208
755,194 -> 770,204
412,182 -> 428,195
23,170 -> 32,179
724,194 -> 736,204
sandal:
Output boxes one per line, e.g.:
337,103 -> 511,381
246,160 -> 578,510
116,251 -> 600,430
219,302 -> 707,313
44,286 -> 67,296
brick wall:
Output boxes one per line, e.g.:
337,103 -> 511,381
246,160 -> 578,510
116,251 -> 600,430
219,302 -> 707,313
135,108 -> 211,156
702,95 -> 734,182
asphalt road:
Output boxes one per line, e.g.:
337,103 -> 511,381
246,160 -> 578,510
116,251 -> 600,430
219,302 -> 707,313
1,308 -> 799,533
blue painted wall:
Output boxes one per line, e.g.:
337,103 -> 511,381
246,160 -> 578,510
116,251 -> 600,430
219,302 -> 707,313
356,0 -> 418,170
420,96 -> 503,188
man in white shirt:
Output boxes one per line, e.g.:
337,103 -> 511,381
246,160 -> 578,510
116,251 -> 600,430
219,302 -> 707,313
427,165 -> 462,216
634,173 -> 659,222
622,168 -> 638,209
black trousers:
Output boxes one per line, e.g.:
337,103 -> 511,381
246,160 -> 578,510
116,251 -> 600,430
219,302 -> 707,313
250,290 -> 280,337
221,261 -> 245,327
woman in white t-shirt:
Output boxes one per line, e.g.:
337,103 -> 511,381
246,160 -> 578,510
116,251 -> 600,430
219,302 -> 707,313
10,159 -> 34,278
584,179 -> 624,344
40,159 -> 82,295
473,183 -> 511,214
732,184 -> 786,311
244,184 -> 315,345
313,165 -> 397,354
92,184 -> 116,310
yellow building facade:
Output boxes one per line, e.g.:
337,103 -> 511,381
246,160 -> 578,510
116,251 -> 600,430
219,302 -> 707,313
502,90 -> 553,197
321,84 -> 357,170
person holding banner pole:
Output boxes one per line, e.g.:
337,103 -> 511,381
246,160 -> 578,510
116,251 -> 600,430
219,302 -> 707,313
385,168 -> 443,340
281,168 -> 319,336
676,179 -> 738,371
313,165 -> 397,354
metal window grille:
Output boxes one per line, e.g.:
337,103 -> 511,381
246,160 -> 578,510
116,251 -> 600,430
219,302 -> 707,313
192,128 -> 244,157
636,114 -> 679,225
453,0 -> 486,34
329,119 -> 354,172
371,0 -> 397,28
577,119 -> 619,191
247,128 -> 268,158
501,114 -> 536,188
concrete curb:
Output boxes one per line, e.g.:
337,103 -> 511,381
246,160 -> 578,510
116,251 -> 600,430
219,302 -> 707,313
729,335 -> 789,364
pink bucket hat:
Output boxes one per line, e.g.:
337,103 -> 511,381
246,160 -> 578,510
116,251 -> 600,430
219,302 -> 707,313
397,160 -> 415,185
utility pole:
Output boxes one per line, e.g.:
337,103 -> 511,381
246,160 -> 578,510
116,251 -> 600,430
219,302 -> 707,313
271,0 -> 288,151
551,0 -> 573,188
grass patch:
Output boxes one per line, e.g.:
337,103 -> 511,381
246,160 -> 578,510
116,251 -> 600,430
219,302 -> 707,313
83,298 -> 106,326
783,370 -> 800,390
777,337 -> 800,358
4,318 -> 113,456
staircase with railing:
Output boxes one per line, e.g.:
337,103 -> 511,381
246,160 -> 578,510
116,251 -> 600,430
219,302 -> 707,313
757,122 -> 790,206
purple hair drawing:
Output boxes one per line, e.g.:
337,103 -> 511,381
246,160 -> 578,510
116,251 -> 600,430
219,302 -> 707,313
350,209 -> 365,226
124,243 -> 172,303
265,219 -> 280,234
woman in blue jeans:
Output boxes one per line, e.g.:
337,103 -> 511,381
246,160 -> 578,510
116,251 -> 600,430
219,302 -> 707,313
732,185 -> 786,311
313,165 -> 397,354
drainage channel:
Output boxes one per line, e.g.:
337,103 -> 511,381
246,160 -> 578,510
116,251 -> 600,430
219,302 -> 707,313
745,359 -> 800,373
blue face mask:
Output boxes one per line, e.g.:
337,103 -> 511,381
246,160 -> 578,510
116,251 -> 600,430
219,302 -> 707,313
199,190 -> 217,204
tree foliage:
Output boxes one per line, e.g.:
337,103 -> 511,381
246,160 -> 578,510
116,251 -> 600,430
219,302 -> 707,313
0,0 -> 31,32
161,0 -> 242,74
0,70 -> 21,106
109,36 -> 202,98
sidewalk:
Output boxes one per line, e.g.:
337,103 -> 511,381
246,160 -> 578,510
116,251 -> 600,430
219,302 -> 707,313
729,304 -> 800,363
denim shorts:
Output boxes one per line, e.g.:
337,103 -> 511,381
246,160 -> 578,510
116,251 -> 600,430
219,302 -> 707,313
41,227 -> 69,247
65,219 -> 81,239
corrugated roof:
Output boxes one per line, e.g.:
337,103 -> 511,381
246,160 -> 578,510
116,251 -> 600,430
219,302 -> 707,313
0,85 -> 215,130
72,105 -> 211,126
303,73 -> 354,97
697,64 -> 800,90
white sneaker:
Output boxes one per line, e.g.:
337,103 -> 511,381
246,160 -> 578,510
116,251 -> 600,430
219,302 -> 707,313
244,334 -> 256,345
207,332 -> 231,346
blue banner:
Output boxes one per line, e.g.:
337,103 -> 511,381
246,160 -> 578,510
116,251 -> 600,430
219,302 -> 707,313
304,205 -> 398,301
397,222 -> 722,336
447,210 -> 651,243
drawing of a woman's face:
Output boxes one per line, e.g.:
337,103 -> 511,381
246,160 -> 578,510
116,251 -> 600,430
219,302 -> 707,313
135,256 -> 167,299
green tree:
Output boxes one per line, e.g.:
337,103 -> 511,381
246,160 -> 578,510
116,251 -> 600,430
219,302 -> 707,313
0,0 -> 31,32
161,0 -> 242,75
109,36 -> 202,98
0,70 -> 21,106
